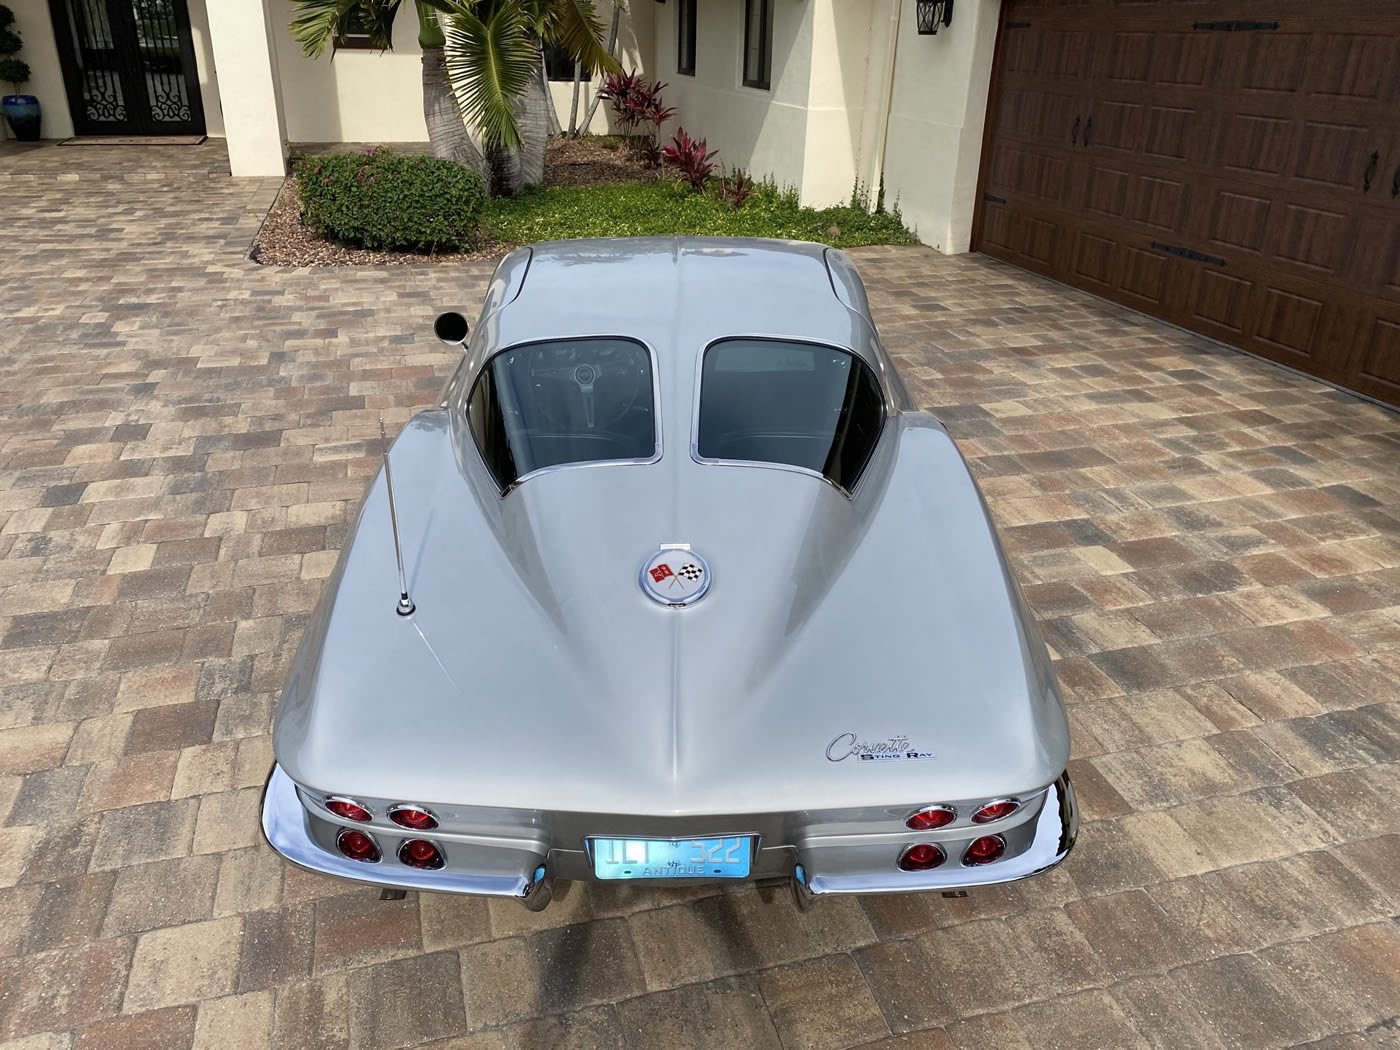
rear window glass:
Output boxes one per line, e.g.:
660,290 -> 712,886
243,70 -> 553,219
467,339 -> 656,491
697,339 -> 885,492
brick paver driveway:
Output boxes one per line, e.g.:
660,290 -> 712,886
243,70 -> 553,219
2,147 -> 1398,1050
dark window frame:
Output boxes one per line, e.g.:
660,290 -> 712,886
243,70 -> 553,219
692,337 -> 888,497
742,0 -> 772,90
677,0 -> 697,76
543,41 -> 578,82
337,11 -> 377,50
465,337 -> 662,495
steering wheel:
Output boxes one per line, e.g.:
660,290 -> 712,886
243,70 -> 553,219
529,354 -> 646,430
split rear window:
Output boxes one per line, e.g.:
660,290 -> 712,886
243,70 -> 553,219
696,339 -> 885,493
467,338 -> 656,491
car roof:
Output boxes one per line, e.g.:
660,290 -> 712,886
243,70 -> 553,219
482,237 -> 876,362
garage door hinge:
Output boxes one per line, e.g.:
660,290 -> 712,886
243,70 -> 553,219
1152,241 -> 1226,267
983,193 -> 1008,204
1191,20 -> 1279,31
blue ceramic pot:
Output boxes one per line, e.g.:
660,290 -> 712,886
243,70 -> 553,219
2,95 -> 41,142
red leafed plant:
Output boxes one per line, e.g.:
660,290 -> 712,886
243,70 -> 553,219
598,69 -> 676,168
721,168 -> 755,209
662,129 -> 719,192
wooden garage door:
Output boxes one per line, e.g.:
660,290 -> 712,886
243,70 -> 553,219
972,0 -> 1400,407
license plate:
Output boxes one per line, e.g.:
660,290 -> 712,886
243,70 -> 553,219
591,837 -> 752,880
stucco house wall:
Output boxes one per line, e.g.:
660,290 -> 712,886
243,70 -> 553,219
4,0 -> 649,150
653,0 -> 998,250
881,0 -> 1001,253
272,0 -> 651,144
3,0 -> 221,140
656,0 -> 817,201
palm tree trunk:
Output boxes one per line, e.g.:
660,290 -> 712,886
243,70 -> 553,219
422,46 -> 485,174
416,2 -> 485,175
486,144 -> 521,198
568,58 -> 583,135
516,47 -> 551,188
540,60 -> 562,137
577,2 -> 622,136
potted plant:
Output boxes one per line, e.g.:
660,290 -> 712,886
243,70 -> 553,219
0,4 -> 39,141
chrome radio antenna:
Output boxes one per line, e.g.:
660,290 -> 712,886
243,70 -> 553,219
379,416 -> 415,617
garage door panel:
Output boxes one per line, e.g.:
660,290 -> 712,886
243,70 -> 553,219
1184,267 -> 1255,337
1150,32 -> 1214,88
1353,212 -> 1400,303
1117,246 -> 1174,309
1355,314 -> 1400,397
986,142 -> 1071,204
1219,114 -> 1294,178
1302,34 -> 1397,103
1294,120 -> 1373,189
1130,174 -> 1187,230
1268,203 -> 1352,277
1253,286 -> 1328,362
1142,106 -> 1195,161
1233,33 -> 1310,95
973,2 -> 1399,406
1203,188 -> 1271,254
1070,231 -> 1119,290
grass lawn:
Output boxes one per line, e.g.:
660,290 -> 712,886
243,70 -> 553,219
480,179 -> 918,250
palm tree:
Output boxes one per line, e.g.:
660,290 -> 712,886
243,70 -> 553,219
443,0 -> 616,194
289,0 -> 617,195
290,0 -> 486,175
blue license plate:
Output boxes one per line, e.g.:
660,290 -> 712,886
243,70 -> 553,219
591,837 -> 752,879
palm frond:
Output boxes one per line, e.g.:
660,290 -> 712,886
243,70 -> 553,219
444,3 -> 538,149
289,0 -> 401,57
360,0 -> 404,50
290,0 -> 362,58
548,0 -> 619,76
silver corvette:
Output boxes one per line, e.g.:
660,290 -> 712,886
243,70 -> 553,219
261,237 -> 1077,911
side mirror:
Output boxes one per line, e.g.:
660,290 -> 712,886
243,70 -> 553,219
434,311 -> 470,348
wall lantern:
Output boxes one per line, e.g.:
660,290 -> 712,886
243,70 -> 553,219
916,0 -> 954,34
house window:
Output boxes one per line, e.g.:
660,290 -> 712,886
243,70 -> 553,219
543,42 -> 577,82
742,0 -> 771,89
677,0 -> 697,76
338,10 -> 376,50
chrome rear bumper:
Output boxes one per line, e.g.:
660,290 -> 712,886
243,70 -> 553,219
262,763 -> 1077,901
797,771 -> 1077,898
261,764 -> 542,898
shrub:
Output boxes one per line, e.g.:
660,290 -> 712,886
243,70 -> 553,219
716,168 -> 755,210
661,129 -> 718,192
0,3 -> 29,91
296,148 -> 486,252
598,70 -> 674,169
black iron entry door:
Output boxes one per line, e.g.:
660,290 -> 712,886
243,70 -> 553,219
48,0 -> 206,136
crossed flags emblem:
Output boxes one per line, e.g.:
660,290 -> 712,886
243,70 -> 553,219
650,562 -> 704,589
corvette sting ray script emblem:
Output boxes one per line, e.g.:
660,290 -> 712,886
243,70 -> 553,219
826,732 -> 936,762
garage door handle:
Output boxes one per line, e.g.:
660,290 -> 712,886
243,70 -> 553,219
1083,117 -> 1093,147
1363,151 -> 1378,192
1071,115 -> 1080,145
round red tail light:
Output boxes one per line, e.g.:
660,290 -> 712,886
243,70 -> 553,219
898,843 -> 946,871
972,799 -> 1020,824
389,806 -> 438,831
905,805 -> 956,831
399,839 -> 445,870
337,829 -> 380,863
326,798 -> 371,822
964,835 -> 1005,865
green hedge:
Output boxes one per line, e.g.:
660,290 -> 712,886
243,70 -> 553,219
296,148 -> 486,252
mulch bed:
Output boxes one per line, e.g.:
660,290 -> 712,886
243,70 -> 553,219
251,136 -> 657,267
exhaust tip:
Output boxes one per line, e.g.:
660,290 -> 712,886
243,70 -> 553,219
434,311 -> 470,347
